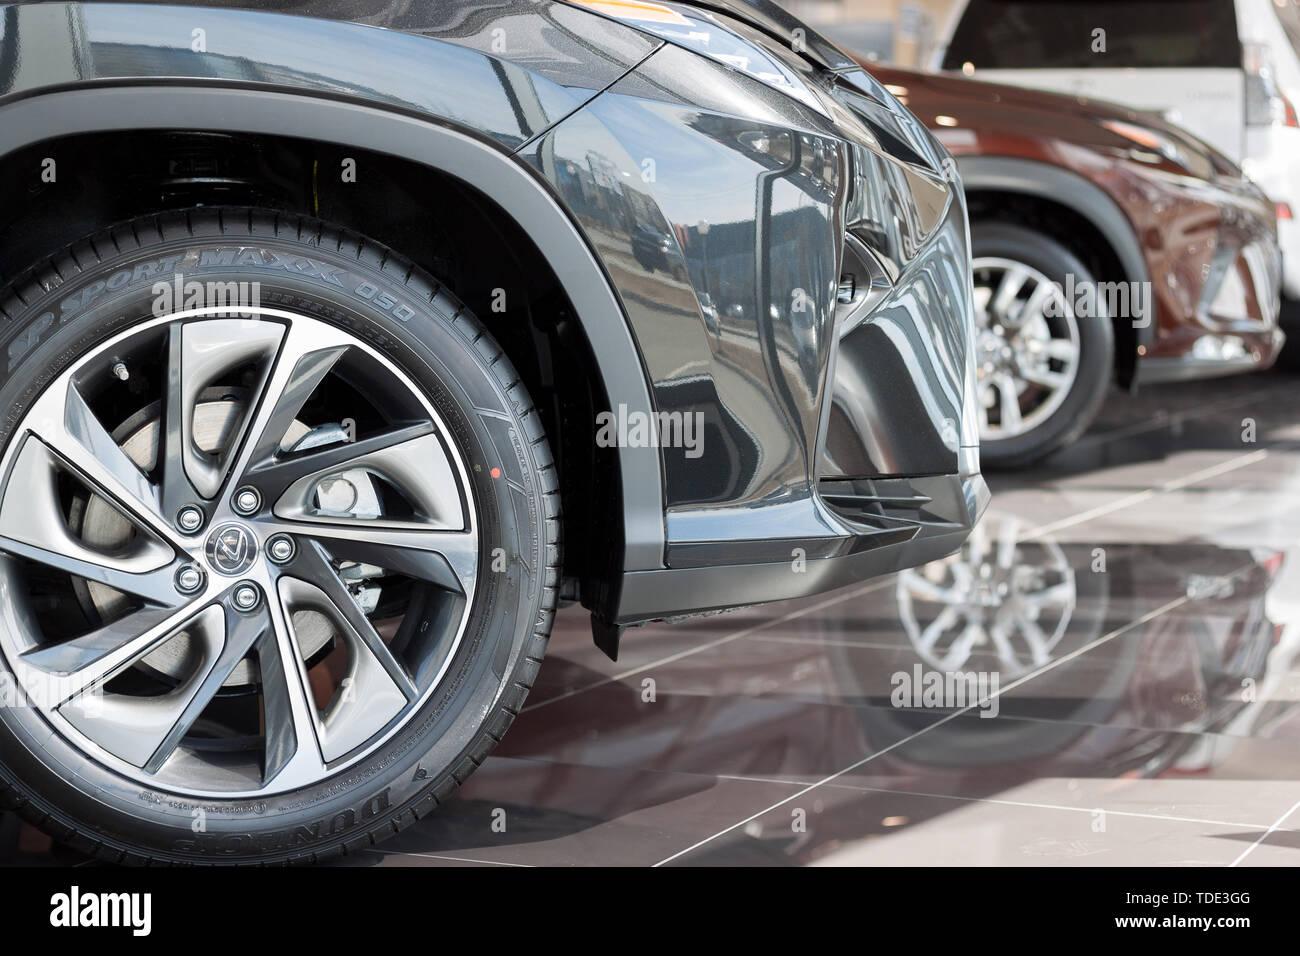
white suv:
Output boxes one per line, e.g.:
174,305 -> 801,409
934,0 -> 1300,302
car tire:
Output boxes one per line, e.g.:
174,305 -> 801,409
0,207 -> 559,864
971,222 -> 1114,468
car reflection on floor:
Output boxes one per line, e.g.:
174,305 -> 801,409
6,365 -> 1300,866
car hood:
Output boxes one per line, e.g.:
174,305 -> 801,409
862,63 -> 1238,178
200,0 -> 857,72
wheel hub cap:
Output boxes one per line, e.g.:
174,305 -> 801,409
205,522 -> 258,576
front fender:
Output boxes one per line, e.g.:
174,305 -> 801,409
0,82 -> 669,573
957,154 -> 1155,349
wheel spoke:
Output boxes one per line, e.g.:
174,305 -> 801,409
996,374 -> 1023,431
276,520 -> 477,596
899,571 -> 961,605
248,422 -> 438,506
171,320 -> 289,501
158,323 -> 203,516
990,264 -> 1030,320
21,599 -> 207,707
937,621 -> 984,671
1015,615 -> 1055,666
23,382 -> 173,541
917,604 -> 961,652
0,536 -> 178,606
61,606 -> 226,768
1020,367 -> 1068,390
1020,580 -> 1075,609
216,320 -> 355,505
278,573 -> 410,762
1043,338 -> 1078,362
0,436 -> 176,600
140,597 -> 271,773
158,324 -> 219,516
986,622 -> 1021,671
259,580 -> 328,787
288,541 -> 418,700
995,523 -> 1020,569
1013,281 -> 1057,327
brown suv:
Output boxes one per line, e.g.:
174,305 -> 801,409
862,64 -> 1283,466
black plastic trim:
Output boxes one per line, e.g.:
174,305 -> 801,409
614,471 -> 990,630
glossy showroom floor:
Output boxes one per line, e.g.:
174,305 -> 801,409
7,357 -> 1300,867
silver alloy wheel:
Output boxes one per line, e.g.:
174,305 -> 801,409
971,257 -> 1081,441
0,308 -> 478,797
896,515 -> 1075,679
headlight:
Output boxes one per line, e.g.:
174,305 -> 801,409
566,0 -> 827,115
1099,119 -> 1214,180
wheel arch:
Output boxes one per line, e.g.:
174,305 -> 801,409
958,155 -> 1153,389
0,84 -> 667,610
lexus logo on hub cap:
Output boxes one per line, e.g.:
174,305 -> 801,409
206,523 -> 258,576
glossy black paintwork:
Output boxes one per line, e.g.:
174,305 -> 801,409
0,1 -> 983,615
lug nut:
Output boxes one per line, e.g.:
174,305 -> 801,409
175,564 -> 205,595
267,535 -> 296,564
233,487 -> 261,515
232,582 -> 261,611
176,506 -> 204,533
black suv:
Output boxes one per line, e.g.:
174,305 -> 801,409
0,0 -> 986,863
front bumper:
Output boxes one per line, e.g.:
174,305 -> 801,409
1137,328 -> 1285,383
1134,173 -> 1283,384
525,12 -> 986,634
819,181 -> 981,481
616,470 -> 990,625
604,78 -> 990,626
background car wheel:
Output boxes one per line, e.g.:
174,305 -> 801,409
970,222 -> 1114,467
0,208 -> 559,864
